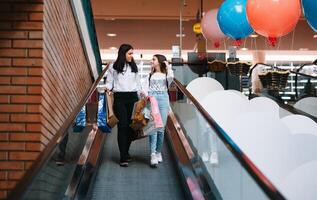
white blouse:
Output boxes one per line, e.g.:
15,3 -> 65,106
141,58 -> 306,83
105,63 -> 141,93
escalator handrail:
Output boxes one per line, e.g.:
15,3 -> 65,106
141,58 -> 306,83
7,64 -> 109,200
172,78 -> 286,200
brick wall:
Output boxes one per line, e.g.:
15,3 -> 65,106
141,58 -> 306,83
0,0 -> 93,198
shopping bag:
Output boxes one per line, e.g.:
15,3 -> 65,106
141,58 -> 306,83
130,98 -> 148,131
97,93 -> 111,133
148,96 -> 163,128
105,91 -> 119,128
73,105 -> 86,132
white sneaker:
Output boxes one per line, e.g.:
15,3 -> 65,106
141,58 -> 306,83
202,152 -> 209,162
209,152 -> 218,165
156,152 -> 163,163
150,153 -> 158,167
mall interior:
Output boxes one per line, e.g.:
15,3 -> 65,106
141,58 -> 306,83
0,0 -> 316,199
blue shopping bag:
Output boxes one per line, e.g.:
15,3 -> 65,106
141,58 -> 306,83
73,105 -> 86,132
97,93 -> 112,133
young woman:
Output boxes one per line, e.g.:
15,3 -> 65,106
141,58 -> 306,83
105,44 -> 143,167
144,54 -> 174,167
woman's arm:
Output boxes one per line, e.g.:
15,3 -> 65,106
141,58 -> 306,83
105,64 -> 114,91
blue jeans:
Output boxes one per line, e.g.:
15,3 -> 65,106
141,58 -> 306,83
148,91 -> 170,154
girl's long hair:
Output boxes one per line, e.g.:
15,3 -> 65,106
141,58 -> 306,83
152,54 -> 167,74
113,44 -> 138,73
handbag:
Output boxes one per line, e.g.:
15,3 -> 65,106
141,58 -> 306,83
105,91 -> 119,128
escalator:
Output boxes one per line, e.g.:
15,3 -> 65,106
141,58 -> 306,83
8,69 -> 287,200
86,127 -> 185,200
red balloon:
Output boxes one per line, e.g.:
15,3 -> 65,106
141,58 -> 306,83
246,0 -> 301,38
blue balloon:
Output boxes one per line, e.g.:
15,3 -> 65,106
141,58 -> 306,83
217,0 -> 253,40
302,0 -> 317,32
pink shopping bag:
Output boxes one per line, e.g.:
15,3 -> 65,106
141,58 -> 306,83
147,96 -> 163,128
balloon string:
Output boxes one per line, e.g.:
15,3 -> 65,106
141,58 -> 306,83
291,27 -> 296,51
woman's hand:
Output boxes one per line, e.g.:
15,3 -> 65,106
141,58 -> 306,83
140,91 -> 146,99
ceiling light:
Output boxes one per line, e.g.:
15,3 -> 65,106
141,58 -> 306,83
106,33 -> 117,37
240,47 -> 248,51
109,47 -> 117,50
313,34 -> 317,39
176,34 -> 186,37
250,34 -> 258,38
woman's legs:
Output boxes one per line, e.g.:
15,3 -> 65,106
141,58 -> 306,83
114,92 -> 138,165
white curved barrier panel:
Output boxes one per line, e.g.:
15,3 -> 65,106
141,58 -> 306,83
186,77 -> 224,102
294,97 -> 317,117
281,115 -> 317,136
281,161 -> 317,200
249,97 -> 280,119
227,89 -> 248,100
227,112 -> 291,186
200,90 -> 249,131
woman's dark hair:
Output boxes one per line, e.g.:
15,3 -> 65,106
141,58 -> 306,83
153,54 -> 167,74
113,44 -> 138,73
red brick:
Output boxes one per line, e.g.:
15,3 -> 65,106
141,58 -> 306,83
0,133 -> 8,141
25,161 -> 33,169
0,161 -> 23,170
0,105 -> 26,113
13,58 -> 42,67
10,114 -> 41,122
0,171 -> 6,180
0,86 -> 26,94
13,4 -> 43,12
26,123 -> 40,132
29,31 -> 42,39
29,13 -> 43,21
0,48 -> 27,57
25,142 -> 43,151
28,68 -> 42,76
13,40 -> 42,48
9,152 -> 39,161
8,171 -> 24,180
26,105 -> 40,113
0,114 -> 9,122
0,31 -> 28,39
0,77 -> 10,85
0,152 -> 7,160
0,123 -> 25,132
0,22 -> 11,30
0,13 -> 28,21
28,49 -> 42,58
27,86 -> 41,94
13,22 -> 42,30
9,133 -> 41,142
0,58 -> 11,66
11,77 -> 42,85
0,181 -> 17,190
0,68 -> 27,76
11,95 -> 41,103
0,95 -> 9,103
0,40 -> 11,48
0,142 -> 24,151
0,190 -> 7,199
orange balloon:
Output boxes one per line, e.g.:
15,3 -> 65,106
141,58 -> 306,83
246,0 -> 301,38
